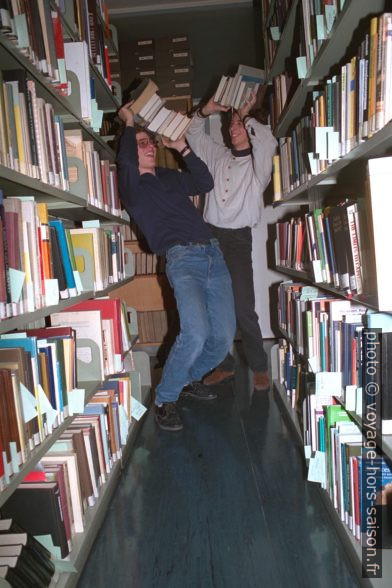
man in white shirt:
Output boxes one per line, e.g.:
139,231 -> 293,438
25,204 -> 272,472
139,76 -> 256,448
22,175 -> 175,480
186,92 -> 277,390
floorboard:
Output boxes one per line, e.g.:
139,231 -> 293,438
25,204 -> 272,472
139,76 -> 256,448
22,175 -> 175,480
77,344 -> 361,588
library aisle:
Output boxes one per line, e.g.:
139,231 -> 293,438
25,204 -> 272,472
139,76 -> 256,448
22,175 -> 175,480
78,344 -> 360,588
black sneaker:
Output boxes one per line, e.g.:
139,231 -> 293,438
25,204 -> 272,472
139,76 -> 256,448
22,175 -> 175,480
155,402 -> 183,431
181,381 -> 217,401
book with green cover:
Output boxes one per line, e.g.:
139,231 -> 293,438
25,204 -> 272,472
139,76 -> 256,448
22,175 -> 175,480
323,404 -> 351,496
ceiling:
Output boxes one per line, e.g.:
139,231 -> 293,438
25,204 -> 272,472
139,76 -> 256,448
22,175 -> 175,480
106,0 -> 253,17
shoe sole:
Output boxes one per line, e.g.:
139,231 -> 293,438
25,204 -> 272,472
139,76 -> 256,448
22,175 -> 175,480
204,375 -> 234,386
180,391 -> 217,401
155,418 -> 183,431
254,385 -> 270,391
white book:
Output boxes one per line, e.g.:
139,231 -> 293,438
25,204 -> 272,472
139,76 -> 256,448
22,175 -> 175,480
64,41 -> 92,123
213,75 -> 229,102
142,98 -> 165,124
147,106 -> 172,133
225,72 -> 242,107
156,110 -> 177,135
170,115 -> 192,141
233,80 -> 246,109
138,93 -> 161,119
161,112 -> 184,139
220,76 -> 234,106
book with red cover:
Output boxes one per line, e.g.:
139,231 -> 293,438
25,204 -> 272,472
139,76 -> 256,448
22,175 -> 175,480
23,470 -> 47,482
68,298 -> 123,372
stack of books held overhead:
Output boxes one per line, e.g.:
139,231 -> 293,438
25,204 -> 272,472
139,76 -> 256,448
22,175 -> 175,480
213,64 -> 266,109
127,79 -> 192,141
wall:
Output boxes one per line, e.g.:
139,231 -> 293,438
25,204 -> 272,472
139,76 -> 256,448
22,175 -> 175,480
111,5 -> 263,100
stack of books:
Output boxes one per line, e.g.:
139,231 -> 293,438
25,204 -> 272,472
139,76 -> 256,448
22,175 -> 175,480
127,79 -> 192,141
213,64 -> 266,109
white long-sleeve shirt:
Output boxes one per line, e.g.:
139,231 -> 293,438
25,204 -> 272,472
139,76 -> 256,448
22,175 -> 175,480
186,113 -> 277,228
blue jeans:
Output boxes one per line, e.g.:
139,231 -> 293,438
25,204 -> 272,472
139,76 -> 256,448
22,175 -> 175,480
155,240 -> 236,405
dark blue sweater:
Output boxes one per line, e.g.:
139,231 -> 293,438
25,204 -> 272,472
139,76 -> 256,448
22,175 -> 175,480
116,127 -> 214,254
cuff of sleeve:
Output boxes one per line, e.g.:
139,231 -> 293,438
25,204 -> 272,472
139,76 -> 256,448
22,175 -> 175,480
197,108 -> 209,118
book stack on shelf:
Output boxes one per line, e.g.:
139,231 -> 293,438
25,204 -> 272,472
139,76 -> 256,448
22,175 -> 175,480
0,0 -> 152,585
264,0 -> 392,583
120,35 -> 193,99
0,518 -> 56,586
212,64 -> 266,109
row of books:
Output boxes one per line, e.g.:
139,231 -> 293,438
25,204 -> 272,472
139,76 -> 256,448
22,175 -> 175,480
277,282 -> 392,430
68,0 -> 114,86
0,69 -> 69,190
1,381 -> 136,561
212,64 -> 266,110
275,199 -> 368,296
273,12 -> 392,197
134,252 -> 165,276
64,128 -> 121,214
275,154 -> 392,312
0,0 -> 116,98
260,0 -> 294,71
0,297 -> 134,482
270,71 -> 298,127
278,280 -> 364,366
275,342 -> 392,547
0,195 -> 131,319
0,69 -> 121,213
137,309 -> 178,345
129,78 -> 193,141
262,0 -> 346,76
0,0 -> 68,93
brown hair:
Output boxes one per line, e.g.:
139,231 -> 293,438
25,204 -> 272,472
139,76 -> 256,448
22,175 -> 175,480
134,123 -> 147,135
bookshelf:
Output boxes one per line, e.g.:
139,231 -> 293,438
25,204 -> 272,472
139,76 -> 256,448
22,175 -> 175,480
264,0 -> 392,585
0,2 -> 150,586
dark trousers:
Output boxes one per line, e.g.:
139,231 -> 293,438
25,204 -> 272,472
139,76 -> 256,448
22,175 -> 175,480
209,225 -> 268,373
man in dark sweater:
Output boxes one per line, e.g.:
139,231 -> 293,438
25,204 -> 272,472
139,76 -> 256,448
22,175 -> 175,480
117,103 -> 236,431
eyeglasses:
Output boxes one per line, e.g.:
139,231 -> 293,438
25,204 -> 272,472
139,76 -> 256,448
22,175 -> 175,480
136,137 -> 158,148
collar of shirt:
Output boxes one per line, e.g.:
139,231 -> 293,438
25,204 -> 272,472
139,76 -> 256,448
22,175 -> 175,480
230,147 -> 252,157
